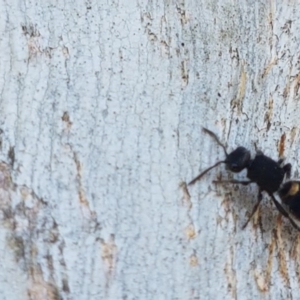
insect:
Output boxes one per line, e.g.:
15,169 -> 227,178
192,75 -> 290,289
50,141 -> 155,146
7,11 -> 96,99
188,127 -> 300,230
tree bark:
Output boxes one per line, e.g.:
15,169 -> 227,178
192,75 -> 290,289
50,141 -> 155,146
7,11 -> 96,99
0,1 -> 300,299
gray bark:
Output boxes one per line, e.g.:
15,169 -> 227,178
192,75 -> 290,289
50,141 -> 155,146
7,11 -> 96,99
0,0 -> 300,299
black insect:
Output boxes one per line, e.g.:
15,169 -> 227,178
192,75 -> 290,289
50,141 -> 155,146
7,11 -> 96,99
188,127 -> 300,230
278,181 -> 300,220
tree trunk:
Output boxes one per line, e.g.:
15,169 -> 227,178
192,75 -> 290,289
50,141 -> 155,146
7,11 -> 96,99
0,1 -> 300,299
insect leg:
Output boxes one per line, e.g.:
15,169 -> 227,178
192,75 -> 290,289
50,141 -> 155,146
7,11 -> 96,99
269,193 -> 300,231
277,158 -> 291,179
213,180 -> 253,186
283,163 -> 292,179
242,189 -> 263,229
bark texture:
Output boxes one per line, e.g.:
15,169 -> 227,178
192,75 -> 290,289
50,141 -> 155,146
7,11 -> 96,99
0,1 -> 300,299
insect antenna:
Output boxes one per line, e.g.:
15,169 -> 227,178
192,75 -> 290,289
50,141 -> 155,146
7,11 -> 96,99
188,160 -> 226,185
188,128 -> 228,186
202,127 -> 228,156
